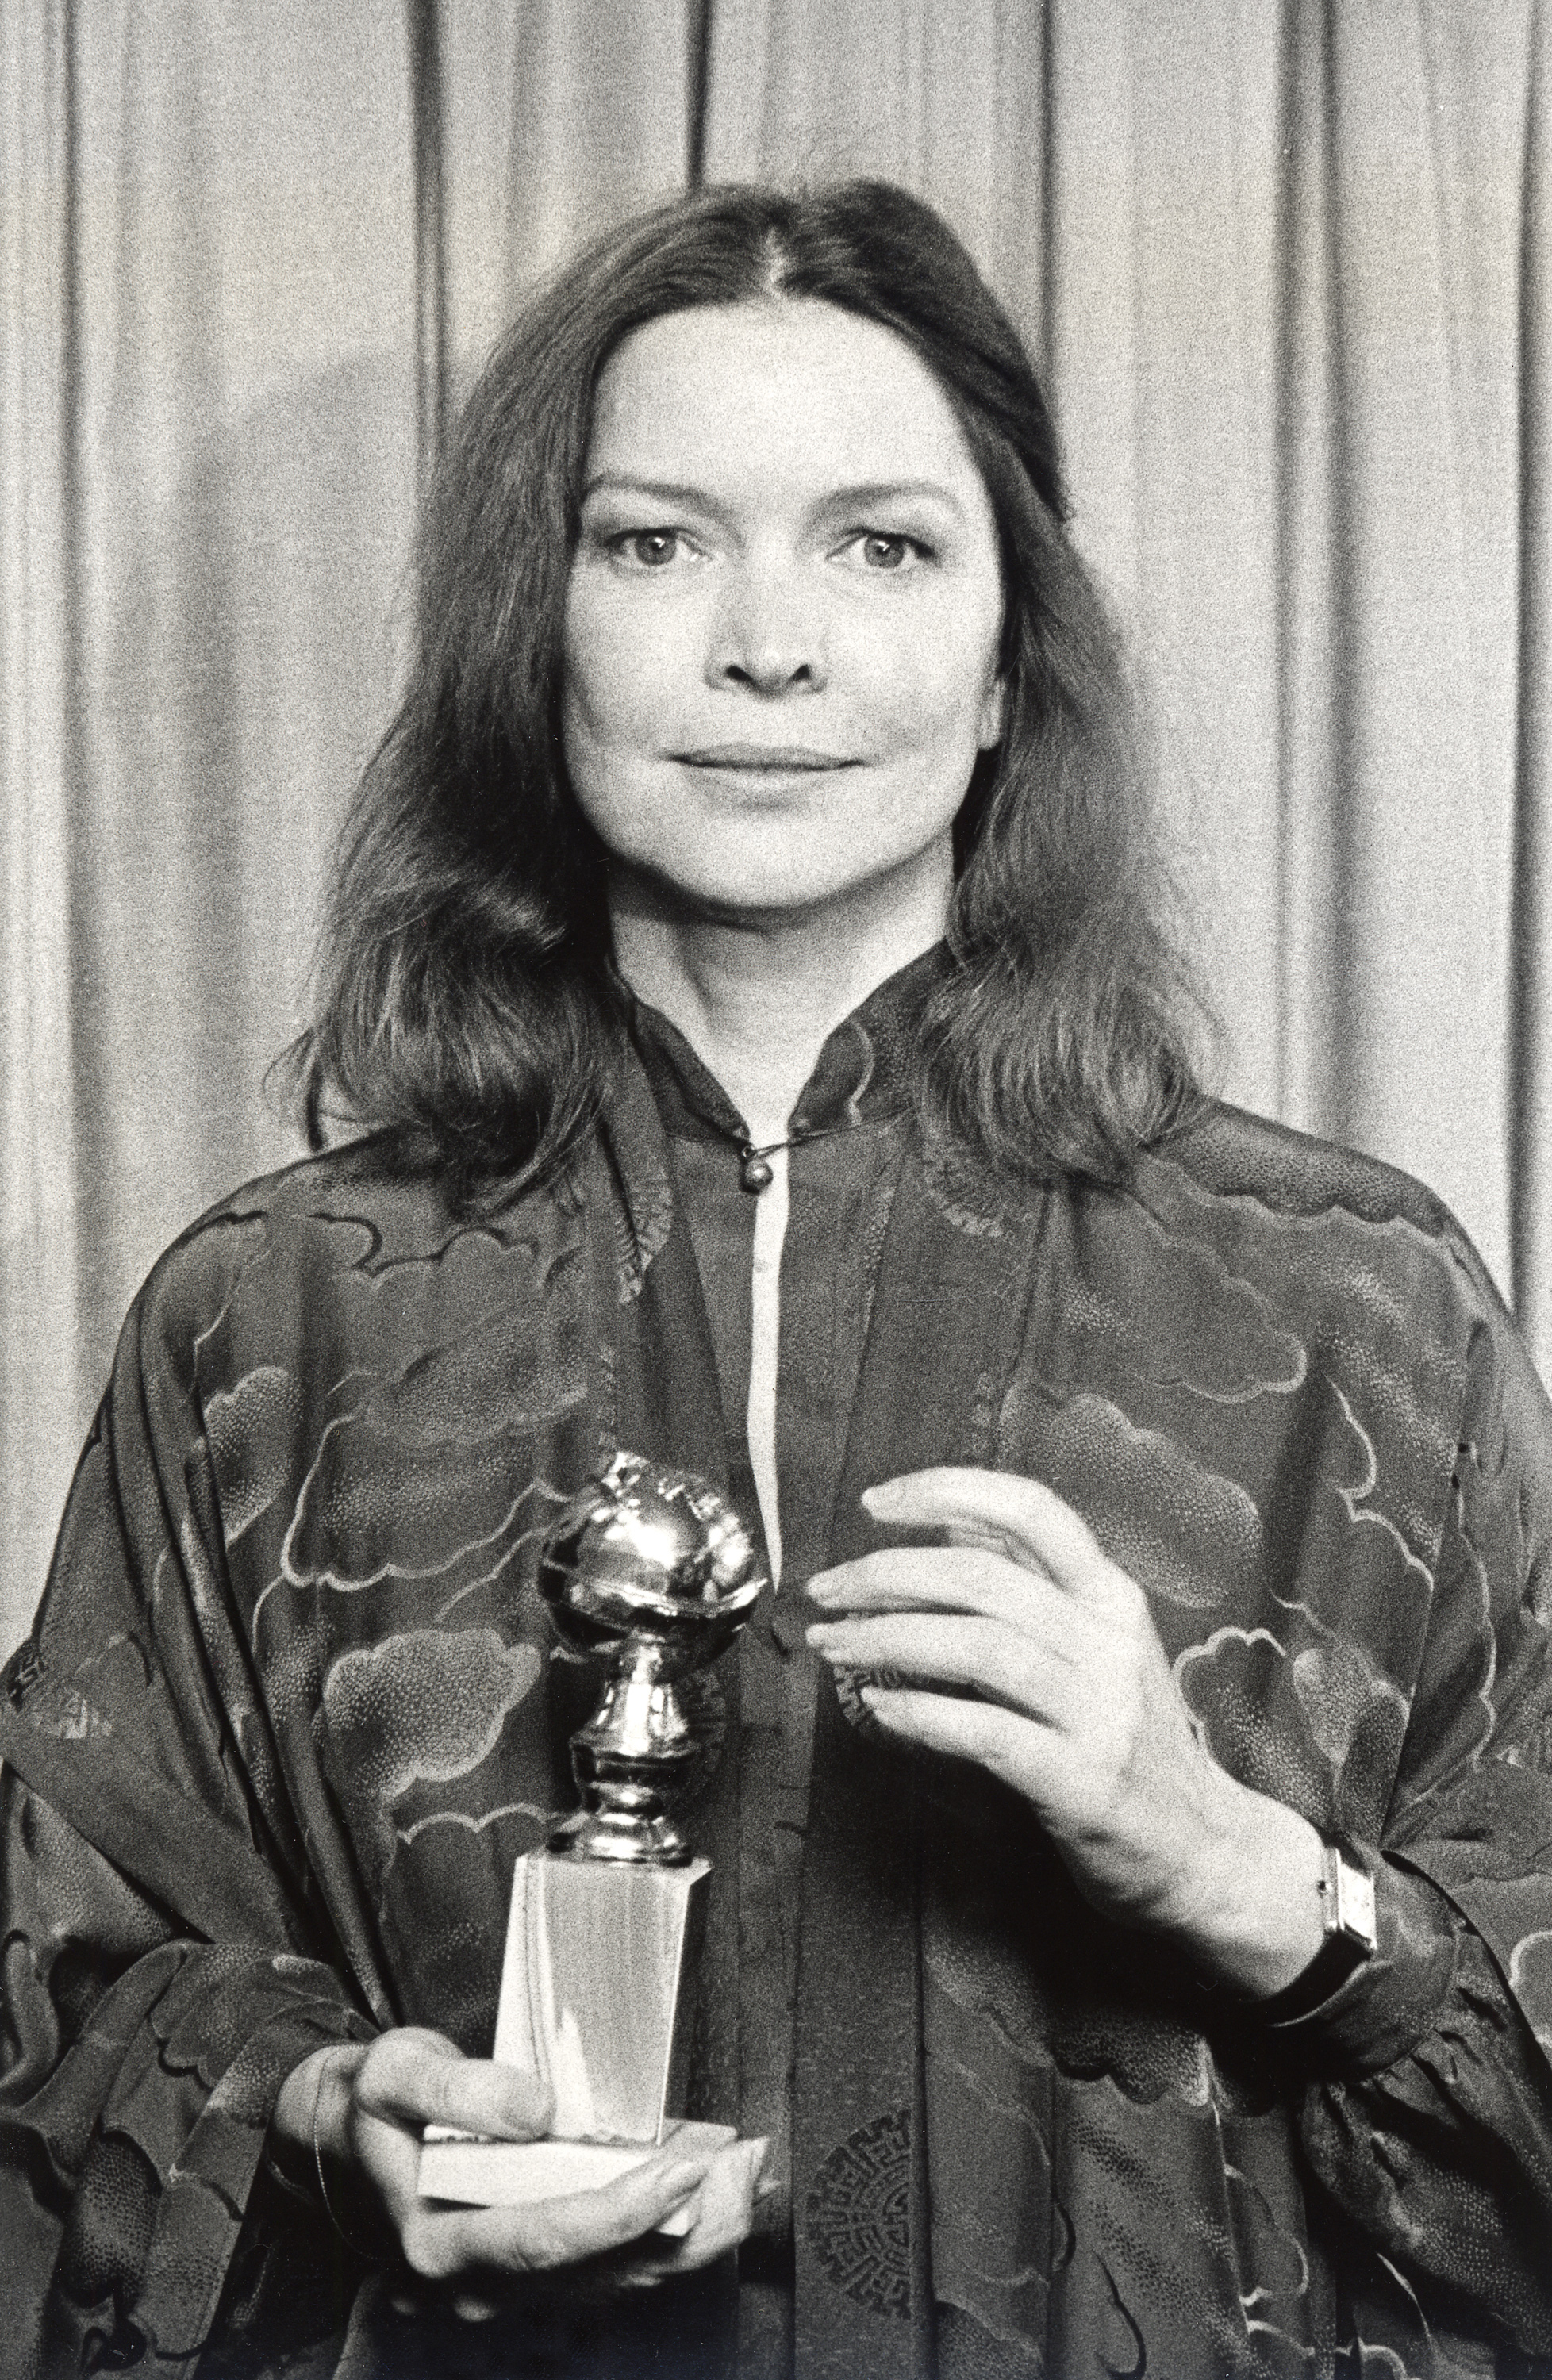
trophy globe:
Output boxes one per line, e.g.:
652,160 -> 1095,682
539,1451 -> 765,1864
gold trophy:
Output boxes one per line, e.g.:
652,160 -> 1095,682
420,1453 -> 763,2212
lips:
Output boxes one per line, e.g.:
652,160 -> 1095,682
675,743 -> 859,769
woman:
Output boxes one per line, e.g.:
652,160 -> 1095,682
2,181 -> 1550,2380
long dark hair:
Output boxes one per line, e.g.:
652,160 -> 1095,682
294,180 -> 1206,1196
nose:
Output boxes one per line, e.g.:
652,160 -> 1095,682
708,559 -> 827,695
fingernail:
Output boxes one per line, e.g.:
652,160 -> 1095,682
664,2161 -> 708,2195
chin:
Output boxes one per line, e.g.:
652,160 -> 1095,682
633,822 -> 950,919
644,850 -> 909,923
660,876 -> 851,923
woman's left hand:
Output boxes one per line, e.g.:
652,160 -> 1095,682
805,1467 -> 1327,1995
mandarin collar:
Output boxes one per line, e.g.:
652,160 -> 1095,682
611,941 -> 949,1146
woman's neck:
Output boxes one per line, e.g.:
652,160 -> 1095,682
607,854 -> 951,1146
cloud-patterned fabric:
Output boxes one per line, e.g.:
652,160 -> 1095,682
0,1038 -> 1550,2378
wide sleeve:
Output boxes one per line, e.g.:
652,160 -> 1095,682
1281,1293 -> 1552,2361
0,1253 -> 378,2380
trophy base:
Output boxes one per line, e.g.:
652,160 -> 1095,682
493,1848 -> 711,2144
418,2117 -> 737,2232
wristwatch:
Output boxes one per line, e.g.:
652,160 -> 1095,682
1258,1841 -> 1378,2025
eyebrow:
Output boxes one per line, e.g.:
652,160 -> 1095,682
579,473 -> 968,520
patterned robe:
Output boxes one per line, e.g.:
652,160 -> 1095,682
3,972 -> 1552,2378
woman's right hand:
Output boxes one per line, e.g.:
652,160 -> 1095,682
271,2029 -> 763,2314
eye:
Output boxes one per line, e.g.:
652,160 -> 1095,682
608,528 -> 696,570
836,531 -> 934,574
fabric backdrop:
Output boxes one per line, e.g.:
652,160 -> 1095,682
2,0 -> 1548,1654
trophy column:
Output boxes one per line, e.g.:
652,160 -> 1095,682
420,1453 -> 763,2212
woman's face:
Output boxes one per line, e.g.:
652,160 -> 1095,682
561,298 -> 1005,925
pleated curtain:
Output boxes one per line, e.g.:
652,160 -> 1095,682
2,0 -> 1547,1650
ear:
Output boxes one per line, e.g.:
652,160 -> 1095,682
977,674 -> 1007,751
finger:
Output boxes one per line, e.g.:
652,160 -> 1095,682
809,1611 -> 1073,1714
809,1547 -> 1060,1621
356,2030 -> 551,2140
863,1468 -> 1108,1595
862,1683 -> 1035,1782
630,2138 -> 770,2281
405,2152 -> 712,2281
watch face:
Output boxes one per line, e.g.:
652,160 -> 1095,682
1324,1848 -> 1377,1955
